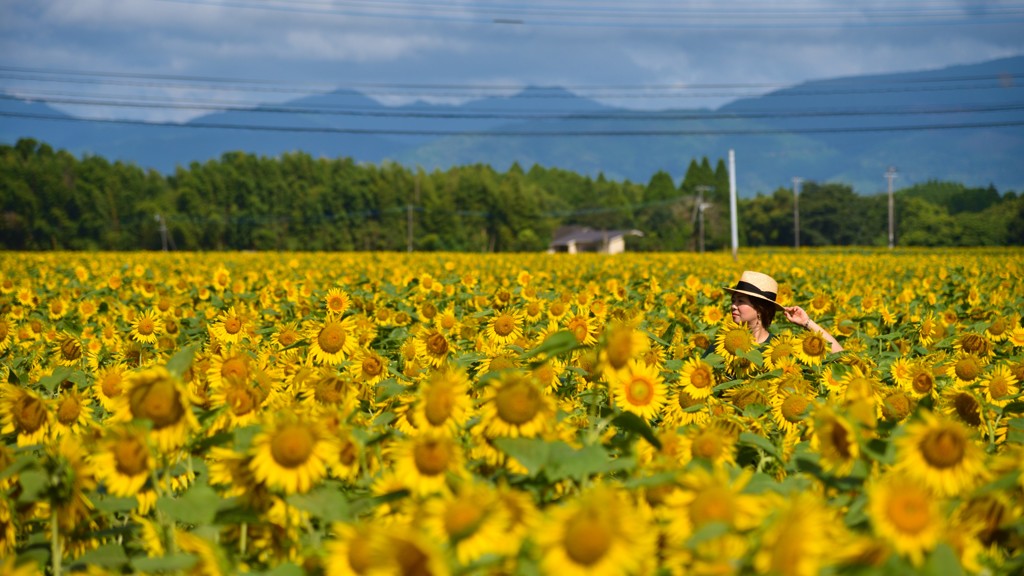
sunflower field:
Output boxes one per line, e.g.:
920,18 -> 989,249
1,248 -> 1023,576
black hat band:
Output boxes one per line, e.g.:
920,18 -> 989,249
733,280 -> 777,302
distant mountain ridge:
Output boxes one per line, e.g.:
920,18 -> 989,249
2,56 -> 1022,196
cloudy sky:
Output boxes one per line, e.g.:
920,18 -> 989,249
2,0 -> 1023,122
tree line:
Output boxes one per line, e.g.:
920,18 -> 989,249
2,138 -> 1022,251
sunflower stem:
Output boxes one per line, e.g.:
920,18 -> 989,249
240,522 -> 248,557
51,506 -> 62,576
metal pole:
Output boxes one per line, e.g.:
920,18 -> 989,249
728,150 -> 738,261
886,166 -> 898,249
695,185 -> 713,254
792,177 -> 802,249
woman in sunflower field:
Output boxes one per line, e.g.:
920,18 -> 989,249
723,270 -> 843,353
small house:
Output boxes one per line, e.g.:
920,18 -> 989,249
547,226 -> 643,254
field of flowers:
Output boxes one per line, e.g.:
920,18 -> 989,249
1,249 -> 1022,576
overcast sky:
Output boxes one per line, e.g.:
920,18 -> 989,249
2,0 -> 1023,122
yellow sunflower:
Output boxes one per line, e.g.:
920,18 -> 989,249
389,431 -> 466,496
679,356 -> 716,400
51,388 -> 94,439
485,309 -> 525,346
714,319 -> 755,363
308,315 -> 359,365
209,306 -> 250,345
91,424 -> 154,497
478,370 -> 556,439
249,413 -> 339,494
663,466 -> 764,542
598,321 -> 649,380
895,411 -> 987,497
348,347 -> 389,387
563,311 -> 599,347
52,332 -> 85,367
411,365 -> 474,435
946,353 -> 986,386
0,383 -> 51,446
978,364 -> 1019,407
117,366 -> 198,452
763,332 -> 798,370
868,472 -> 945,566
609,359 -> 667,420
795,330 -> 831,366
413,326 -> 453,368
422,481 -> 513,565
129,309 -> 162,345
324,287 -> 351,316
937,384 -> 985,430
754,492 -> 836,576
770,388 -> 812,436
662,387 -> 713,428
906,362 -> 939,400
536,485 -> 654,576
809,404 -> 861,476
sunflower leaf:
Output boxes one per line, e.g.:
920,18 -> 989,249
69,542 -> 129,570
686,521 -> 729,546
132,553 -> 199,573
924,544 -> 964,576
739,432 -> 779,459
38,365 -> 74,394
165,343 -> 198,379
520,330 -> 580,363
611,411 -> 662,450
493,437 -> 551,476
157,482 -> 220,525
287,487 -> 352,523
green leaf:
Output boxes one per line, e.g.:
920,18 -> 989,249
0,452 -> 38,482
157,483 -> 221,525
93,496 -> 138,514
493,437 -> 551,476
611,411 -> 662,450
548,444 -> 629,481
713,378 -> 744,392
287,487 -> 352,523
132,553 -> 199,573
520,330 -> 580,363
736,348 -> 764,367
16,468 -> 48,503
686,521 -> 729,546
70,543 -> 129,569
38,366 -> 74,394
165,344 -> 198,378
924,544 -> 964,576
253,563 -> 306,576
738,432 -> 779,459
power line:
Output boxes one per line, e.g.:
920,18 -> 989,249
4,92 -> 1022,121
4,110 -> 1022,136
148,0 -> 1024,28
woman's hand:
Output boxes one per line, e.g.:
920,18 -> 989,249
784,305 -> 810,328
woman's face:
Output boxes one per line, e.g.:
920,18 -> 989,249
730,293 -> 760,325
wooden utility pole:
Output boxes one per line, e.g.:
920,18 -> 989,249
886,166 -> 898,249
792,177 -> 802,249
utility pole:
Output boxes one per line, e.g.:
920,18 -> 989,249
728,149 -> 738,261
792,177 -> 802,249
694,185 -> 714,254
407,172 -> 420,252
155,214 -> 174,251
886,166 -> 898,249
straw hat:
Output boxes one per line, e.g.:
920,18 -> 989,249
724,271 -> 784,310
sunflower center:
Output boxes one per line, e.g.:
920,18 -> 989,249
318,322 -> 347,354
723,329 -> 749,354
339,438 -> 358,466
0,320 -> 8,340
494,380 -> 542,425
802,334 -> 825,356
221,356 -> 249,383
314,376 -> 348,405
677,389 -> 701,409
392,539 -> 431,576
346,532 -> 373,574
770,343 -> 793,362
225,385 -> 259,416
423,385 -> 455,426
57,395 -> 81,424
278,330 -> 299,347
15,395 -> 47,433
885,491 -> 931,535
988,376 -> 1010,399
128,375 -> 184,429
113,436 -> 149,476
691,486 -> 736,526
270,424 -> 316,469
912,372 -> 935,394
605,328 -> 634,370
828,421 -> 853,458
882,392 -> 912,421
960,334 -> 989,355
412,439 -> 451,476
625,376 -> 655,406
563,512 -> 612,566
426,332 -> 449,356
224,316 -> 242,335
101,373 -> 123,398
954,357 -> 982,382
920,429 -> 965,469
58,337 -> 81,361
691,432 -> 724,460
362,355 -> 384,377
952,393 -> 982,427
988,318 -> 1006,336
567,317 -> 590,343
690,366 -> 712,389
444,500 -> 485,540
493,315 -> 516,337
137,317 -> 155,336
780,395 -> 809,423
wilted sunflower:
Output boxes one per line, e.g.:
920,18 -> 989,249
51,332 -> 85,367
91,424 -> 154,497
868,472 -> 946,566
536,485 -> 654,576
117,366 -> 197,452
895,411 -> 987,497
308,315 -> 359,365
609,359 -> 667,421
478,370 -> 555,439
937,384 -> 985,430
249,413 -> 339,495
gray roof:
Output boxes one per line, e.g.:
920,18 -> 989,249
550,227 -> 643,246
